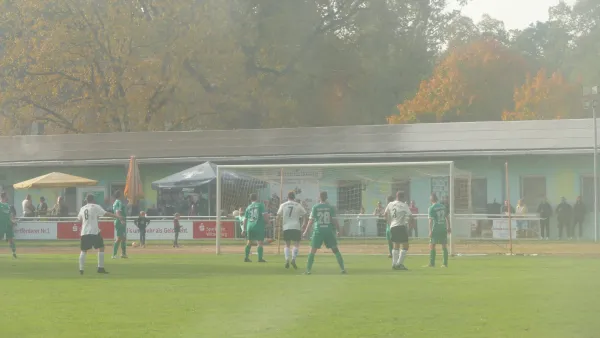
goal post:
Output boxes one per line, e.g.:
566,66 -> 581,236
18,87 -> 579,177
215,161 -> 471,255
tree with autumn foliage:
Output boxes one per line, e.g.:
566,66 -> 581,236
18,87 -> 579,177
502,70 -> 582,121
389,39 -> 530,124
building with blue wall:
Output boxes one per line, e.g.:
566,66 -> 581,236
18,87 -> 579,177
0,119 -> 597,238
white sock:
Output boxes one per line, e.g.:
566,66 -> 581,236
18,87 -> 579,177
399,249 -> 407,265
292,247 -> 299,260
284,247 -> 290,261
98,252 -> 105,268
392,249 -> 399,267
79,252 -> 86,271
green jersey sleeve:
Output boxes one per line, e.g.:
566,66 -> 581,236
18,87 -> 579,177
309,205 -> 317,220
428,205 -> 435,219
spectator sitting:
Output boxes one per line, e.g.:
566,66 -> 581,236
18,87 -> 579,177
22,194 -> 35,217
52,196 -> 69,217
37,197 -> 48,217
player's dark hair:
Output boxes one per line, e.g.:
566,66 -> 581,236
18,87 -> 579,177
113,190 -> 122,199
387,195 -> 394,203
86,194 -> 95,203
288,191 -> 296,200
320,191 -> 328,202
249,193 -> 258,201
431,193 -> 438,202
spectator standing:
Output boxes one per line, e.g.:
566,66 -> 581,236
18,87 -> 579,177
572,196 -> 587,240
408,201 -> 419,237
22,195 -> 35,217
515,199 -> 528,231
37,197 -> 48,217
134,211 -> 150,248
373,201 -> 386,237
357,206 -> 366,238
173,213 -> 181,248
537,198 -> 552,240
556,197 -> 572,240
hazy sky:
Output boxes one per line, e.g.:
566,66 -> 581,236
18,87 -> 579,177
459,0 -> 577,30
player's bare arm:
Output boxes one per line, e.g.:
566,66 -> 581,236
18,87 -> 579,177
428,218 -> 433,238
241,218 -> 248,236
445,216 -> 451,233
302,218 -> 313,237
104,211 -> 121,221
333,218 -> 340,236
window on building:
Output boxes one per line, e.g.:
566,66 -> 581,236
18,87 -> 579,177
520,176 -> 546,207
454,178 -> 470,213
391,179 -> 410,202
337,181 -> 362,214
580,175 -> 599,208
471,178 -> 488,213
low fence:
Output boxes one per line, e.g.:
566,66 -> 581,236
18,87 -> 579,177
12,213 -> 542,242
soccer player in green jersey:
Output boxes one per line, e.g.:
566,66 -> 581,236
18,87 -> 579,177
384,195 -> 394,258
0,192 -> 17,259
302,191 -> 346,275
427,193 -> 451,268
242,193 -> 268,263
112,190 -> 128,259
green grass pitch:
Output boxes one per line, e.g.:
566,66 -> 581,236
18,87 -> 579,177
1,251 -> 599,338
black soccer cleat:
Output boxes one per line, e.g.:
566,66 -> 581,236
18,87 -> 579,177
291,260 -> 298,270
97,268 -> 109,274
258,259 -> 267,263
80,270 -> 84,275
396,264 -> 408,271
285,261 -> 290,269
244,258 -> 252,263
12,253 -> 17,259
341,270 -> 347,274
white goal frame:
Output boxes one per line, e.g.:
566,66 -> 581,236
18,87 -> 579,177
215,161 -> 457,255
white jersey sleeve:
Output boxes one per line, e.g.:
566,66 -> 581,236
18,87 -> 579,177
281,201 -> 306,231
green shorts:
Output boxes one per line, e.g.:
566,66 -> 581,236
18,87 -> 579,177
310,229 -> 337,249
0,224 -> 14,240
115,226 -> 127,239
430,231 -> 448,245
246,227 -> 265,242
386,225 -> 391,241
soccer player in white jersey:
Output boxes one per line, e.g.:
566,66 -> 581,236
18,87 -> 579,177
77,194 -> 121,275
384,191 -> 412,270
277,191 -> 307,270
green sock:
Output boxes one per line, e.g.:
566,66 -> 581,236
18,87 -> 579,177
244,245 -> 251,259
257,246 -> 264,261
443,247 -> 449,266
429,249 -> 436,266
113,242 -> 119,256
334,251 -> 345,271
10,241 -> 16,254
306,253 -> 315,272
121,240 -> 127,255
388,241 -> 393,256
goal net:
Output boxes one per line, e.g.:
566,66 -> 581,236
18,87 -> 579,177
214,161 -> 473,254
